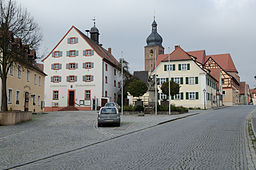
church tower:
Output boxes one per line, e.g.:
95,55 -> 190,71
145,18 -> 164,72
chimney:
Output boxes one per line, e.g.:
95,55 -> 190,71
108,48 -> 111,54
175,45 -> 180,49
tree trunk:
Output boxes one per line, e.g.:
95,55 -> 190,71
1,75 -> 8,112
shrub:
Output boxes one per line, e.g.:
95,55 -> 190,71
135,105 -> 144,112
123,105 -> 135,111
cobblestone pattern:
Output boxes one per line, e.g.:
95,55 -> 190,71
0,110 -> 200,169
17,106 -> 254,169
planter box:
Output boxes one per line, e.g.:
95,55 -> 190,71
0,111 -> 32,125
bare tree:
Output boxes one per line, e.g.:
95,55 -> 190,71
0,0 -> 42,111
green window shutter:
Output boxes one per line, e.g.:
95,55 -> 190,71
196,92 -> 199,99
173,64 -> 175,71
195,77 -> 198,84
186,77 -> 189,84
171,95 -> 174,100
180,77 -> 183,84
187,64 -> 190,70
171,78 -> 174,82
186,92 -> 189,100
178,64 -> 181,70
167,95 -> 169,99
181,92 -> 184,100
166,78 -> 169,82
164,65 -> 167,71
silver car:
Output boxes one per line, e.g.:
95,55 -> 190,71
98,107 -> 120,127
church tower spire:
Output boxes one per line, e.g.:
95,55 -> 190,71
144,18 -> 164,72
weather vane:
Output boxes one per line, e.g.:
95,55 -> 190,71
92,17 -> 96,27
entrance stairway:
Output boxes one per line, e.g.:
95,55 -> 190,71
59,106 -> 79,111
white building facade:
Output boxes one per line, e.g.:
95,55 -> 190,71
153,46 -> 218,109
43,26 -> 122,111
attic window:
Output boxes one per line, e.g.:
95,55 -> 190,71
68,37 -> 78,44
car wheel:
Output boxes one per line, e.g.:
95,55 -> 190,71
117,122 -> 120,127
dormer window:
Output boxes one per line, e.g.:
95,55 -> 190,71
67,37 -> 78,44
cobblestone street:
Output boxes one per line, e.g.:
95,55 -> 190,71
0,109 -> 200,169
9,105 -> 255,169
1,106 -> 255,169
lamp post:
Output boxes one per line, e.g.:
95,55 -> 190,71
155,49 -> 158,115
203,89 -> 206,109
168,47 -> 171,115
121,58 -> 124,115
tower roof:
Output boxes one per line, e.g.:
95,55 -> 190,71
146,19 -> 163,47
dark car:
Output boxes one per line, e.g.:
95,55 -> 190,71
98,107 -> 120,127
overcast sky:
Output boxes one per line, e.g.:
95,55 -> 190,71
16,0 -> 256,88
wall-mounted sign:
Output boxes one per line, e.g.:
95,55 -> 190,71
84,100 -> 91,106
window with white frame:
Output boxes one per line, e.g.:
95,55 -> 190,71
17,65 -> 21,79
189,92 -> 196,100
173,93 -> 183,100
186,92 -> 199,100
8,89 -> 12,104
160,78 -> 167,85
16,91 -> 20,104
173,77 -> 183,84
39,76 -> 41,86
160,93 -> 167,100
34,74 -> 37,85
53,91 -> 59,100
9,64 -> 13,76
178,63 -> 190,71
85,90 -> 91,100
164,64 -> 175,71
53,51 -> 62,57
38,96 -> 40,106
52,63 -> 61,70
181,64 -> 188,70
68,37 -> 78,44
83,49 -> 94,56
26,70 -> 30,82
69,63 -> 76,69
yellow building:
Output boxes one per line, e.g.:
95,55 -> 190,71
3,62 -> 46,113
153,46 -> 217,109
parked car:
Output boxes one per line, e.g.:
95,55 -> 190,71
98,107 -> 120,127
105,102 -> 120,110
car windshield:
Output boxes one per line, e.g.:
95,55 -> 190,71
105,103 -> 115,107
101,108 -> 117,114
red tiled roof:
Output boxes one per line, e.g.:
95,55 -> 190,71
187,50 -> 205,64
240,82 -> 245,95
205,53 -> 238,73
156,46 -> 193,67
207,68 -> 221,89
250,89 -> 256,94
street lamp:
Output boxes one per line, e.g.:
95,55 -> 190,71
203,89 -> 206,109
168,47 -> 171,115
154,49 -> 158,115
121,58 -> 124,115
